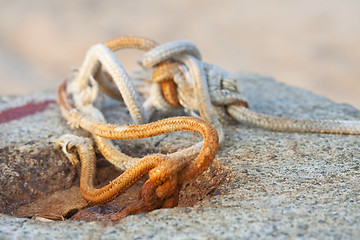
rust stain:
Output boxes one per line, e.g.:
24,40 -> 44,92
0,100 -> 56,124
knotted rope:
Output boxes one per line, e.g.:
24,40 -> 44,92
57,36 -> 360,221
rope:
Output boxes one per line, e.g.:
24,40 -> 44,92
56,36 -> 360,217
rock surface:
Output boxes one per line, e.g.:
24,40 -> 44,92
1,74 -> 359,239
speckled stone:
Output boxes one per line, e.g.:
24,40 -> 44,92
1,74 -> 359,239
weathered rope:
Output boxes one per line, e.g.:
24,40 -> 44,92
56,35 -> 360,220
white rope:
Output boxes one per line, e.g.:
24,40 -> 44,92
68,43 -> 148,124
141,40 -> 201,68
227,105 -> 360,134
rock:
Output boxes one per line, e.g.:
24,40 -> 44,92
1,74 -> 359,239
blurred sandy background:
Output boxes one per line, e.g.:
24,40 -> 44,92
0,0 -> 359,109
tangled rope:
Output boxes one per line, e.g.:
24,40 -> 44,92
56,36 -> 360,221
56,36 -> 220,221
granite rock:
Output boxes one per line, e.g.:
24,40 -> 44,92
0,74 -> 359,239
